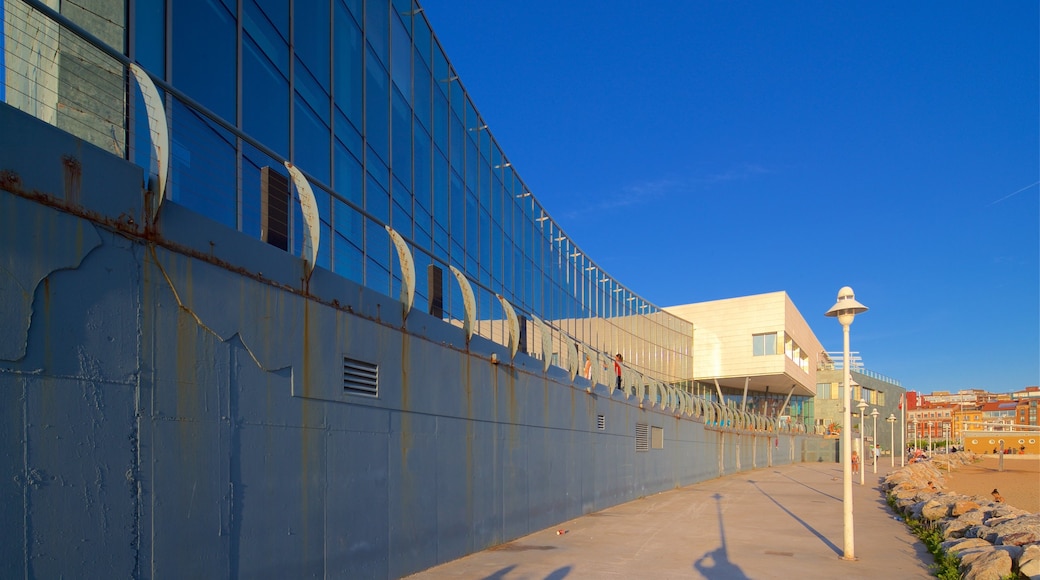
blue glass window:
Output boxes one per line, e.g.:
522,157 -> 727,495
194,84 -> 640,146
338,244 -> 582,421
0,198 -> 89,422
390,12 -> 411,99
294,96 -> 331,185
173,0 -> 236,121
365,49 -> 390,164
391,88 -> 412,190
243,35 -> 288,156
294,0 -> 331,90
365,0 -> 389,66
333,3 -> 363,129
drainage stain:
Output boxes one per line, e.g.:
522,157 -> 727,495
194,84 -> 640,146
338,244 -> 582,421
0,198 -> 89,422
765,551 -> 794,557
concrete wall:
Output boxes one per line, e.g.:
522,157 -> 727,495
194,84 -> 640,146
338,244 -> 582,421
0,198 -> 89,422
0,103 -> 833,579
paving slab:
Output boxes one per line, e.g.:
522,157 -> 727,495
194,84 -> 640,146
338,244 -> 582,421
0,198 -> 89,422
406,461 -> 933,579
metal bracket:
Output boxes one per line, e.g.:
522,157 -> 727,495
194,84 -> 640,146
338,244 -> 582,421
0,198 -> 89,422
496,294 -> 520,359
385,226 -> 415,318
130,63 -> 169,222
449,266 -> 476,342
284,162 -> 320,274
532,315 -> 552,372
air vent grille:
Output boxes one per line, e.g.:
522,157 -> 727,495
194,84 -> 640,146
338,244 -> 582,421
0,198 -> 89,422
635,423 -> 649,452
343,357 -> 378,396
597,415 -> 606,430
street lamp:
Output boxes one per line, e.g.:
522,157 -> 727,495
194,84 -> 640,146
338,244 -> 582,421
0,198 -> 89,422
857,399 -> 868,485
871,408 -> 879,474
826,286 -> 868,562
886,413 -> 897,467
928,421 -> 933,453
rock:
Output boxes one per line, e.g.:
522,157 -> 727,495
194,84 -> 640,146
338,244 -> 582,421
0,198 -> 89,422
951,500 -> 981,516
922,499 -> 950,522
989,515 -> 1040,545
1018,544 -> 1040,579
960,548 -> 1013,580
941,538 -> 992,554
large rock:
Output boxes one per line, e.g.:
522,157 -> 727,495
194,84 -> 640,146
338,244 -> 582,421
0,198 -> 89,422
1019,544 -> 1040,580
984,514 -> 1040,545
922,499 -> 951,522
951,500 -> 981,516
941,538 -> 992,554
960,547 -> 1013,580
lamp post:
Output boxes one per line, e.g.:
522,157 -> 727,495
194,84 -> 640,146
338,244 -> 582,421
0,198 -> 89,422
928,421 -> 933,453
826,287 -> 868,562
871,408 -> 879,474
886,414 -> 897,467
857,399 -> 868,485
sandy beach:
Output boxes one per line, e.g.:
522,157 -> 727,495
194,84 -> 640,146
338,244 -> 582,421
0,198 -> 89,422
941,455 -> 1040,514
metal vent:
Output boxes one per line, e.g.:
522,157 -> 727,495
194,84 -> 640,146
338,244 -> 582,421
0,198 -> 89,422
343,357 -> 378,396
635,423 -> 649,452
597,415 -> 605,430
651,426 -> 664,449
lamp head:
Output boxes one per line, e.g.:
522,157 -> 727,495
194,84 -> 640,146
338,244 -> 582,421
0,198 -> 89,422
825,286 -> 868,326
886,413 -> 896,422
856,399 -> 868,412
871,408 -> 879,418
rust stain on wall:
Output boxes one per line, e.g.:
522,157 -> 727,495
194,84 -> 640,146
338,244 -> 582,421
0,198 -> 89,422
61,155 -> 82,206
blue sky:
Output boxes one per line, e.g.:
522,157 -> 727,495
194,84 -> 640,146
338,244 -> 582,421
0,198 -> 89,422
420,1 -> 1039,394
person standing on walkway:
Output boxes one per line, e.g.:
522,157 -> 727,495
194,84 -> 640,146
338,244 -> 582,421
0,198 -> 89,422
873,444 -> 880,466
852,450 -> 860,474
614,354 -> 623,391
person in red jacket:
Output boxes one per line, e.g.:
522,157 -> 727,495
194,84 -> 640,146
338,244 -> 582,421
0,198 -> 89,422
614,354 -> 623,391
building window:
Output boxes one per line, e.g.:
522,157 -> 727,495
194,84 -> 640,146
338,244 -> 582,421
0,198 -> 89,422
651,426 -> 664,449
753,332 -> 777,356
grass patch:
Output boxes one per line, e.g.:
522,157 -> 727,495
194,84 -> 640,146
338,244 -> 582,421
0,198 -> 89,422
886,494 -> 960,580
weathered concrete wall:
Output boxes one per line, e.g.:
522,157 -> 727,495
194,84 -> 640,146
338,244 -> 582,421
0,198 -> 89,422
0,103 -> 834,579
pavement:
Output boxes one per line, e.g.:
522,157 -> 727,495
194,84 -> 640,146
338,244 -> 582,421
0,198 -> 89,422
405,461 -> 934,579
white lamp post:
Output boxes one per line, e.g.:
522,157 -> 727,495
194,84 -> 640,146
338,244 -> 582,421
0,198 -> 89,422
886,414 -> 897,467
871,408 -> 879,474
857,399 -> 868,485
928,421 -> 933,453
825,286 -> 868,561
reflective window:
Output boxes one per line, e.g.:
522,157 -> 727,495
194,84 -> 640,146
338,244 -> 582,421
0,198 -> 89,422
243,35 -> 288,156
391,88 -> 412,189
333,3 -> 363,128
365,0 -> 388,66
173,0 -> 235,121
390,12 -> 411,98
294,0 -> 330,90
365,49 -> 389,163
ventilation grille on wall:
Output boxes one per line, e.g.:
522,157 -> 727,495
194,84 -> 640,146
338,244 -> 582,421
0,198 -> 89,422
635,423 -> 649,452
343,357 -> 378,396
597,415 -> 605,430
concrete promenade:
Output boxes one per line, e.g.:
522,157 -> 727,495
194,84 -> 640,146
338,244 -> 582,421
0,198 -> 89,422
407,461 -> 933,579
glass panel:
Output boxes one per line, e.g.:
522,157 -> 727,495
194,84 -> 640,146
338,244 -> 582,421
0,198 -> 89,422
391,88 -> 412,190
169,101 -> 237,229
390,11 -> 411,99
295,58 -> 330,125
333,2 -> 363,128
365,49 -> 389,163
366,171 -> 389,224
294,0 -> 330,90
365,0 -> 389,66
243,26 -> 289,157
413,57 -> 431,131
173,0 -> 236,121
135,0 -> 165,74
294,95 -> 331,184
332,198 -> 363,284
414,123 -> 431,209
414,10 -> 431,65
334,138 -> 363,207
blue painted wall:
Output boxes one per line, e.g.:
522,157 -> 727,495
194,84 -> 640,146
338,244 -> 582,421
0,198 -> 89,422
0,103 -> 835,578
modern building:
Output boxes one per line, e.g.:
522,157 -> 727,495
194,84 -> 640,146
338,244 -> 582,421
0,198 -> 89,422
665,292 -> 825,430
816,367 -> 906,454
1,2 -> 835,578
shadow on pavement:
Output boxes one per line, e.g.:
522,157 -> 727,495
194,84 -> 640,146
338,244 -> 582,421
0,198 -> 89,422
747,479 -> 842,556
692,493 -> 751,580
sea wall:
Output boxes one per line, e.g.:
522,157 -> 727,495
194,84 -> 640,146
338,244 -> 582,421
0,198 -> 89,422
0,102 -> 832,579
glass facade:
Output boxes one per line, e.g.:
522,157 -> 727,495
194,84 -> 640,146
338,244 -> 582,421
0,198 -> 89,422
3,0 -> 694,387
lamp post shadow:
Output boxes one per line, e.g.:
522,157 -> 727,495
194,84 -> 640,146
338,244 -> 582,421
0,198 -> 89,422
692,493 -> 751,580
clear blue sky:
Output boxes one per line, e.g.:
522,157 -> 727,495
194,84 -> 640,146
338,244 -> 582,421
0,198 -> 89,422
420,1 -> 1039,394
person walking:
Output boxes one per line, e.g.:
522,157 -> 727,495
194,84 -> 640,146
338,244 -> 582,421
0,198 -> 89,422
613,354 -> 623,391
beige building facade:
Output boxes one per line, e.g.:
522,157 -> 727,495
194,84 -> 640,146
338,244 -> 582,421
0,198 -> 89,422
665,292 -> 825,429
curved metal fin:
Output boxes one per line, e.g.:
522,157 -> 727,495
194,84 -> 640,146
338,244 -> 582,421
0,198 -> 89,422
449,266 -> 476,341
532,315 -> 552,372
284,162 -> 320,273
567,341 -> 579,381
496,294 -> 520,359
130,64 -> 169,222
385,226 -> 415,317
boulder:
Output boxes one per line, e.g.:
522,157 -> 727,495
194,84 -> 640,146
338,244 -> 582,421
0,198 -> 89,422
922,499 -> 950,522
941,537 -> 992,554
951,500 -> 981,517
1018,544 -> 1040,580
960,547 -> 1013,580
